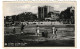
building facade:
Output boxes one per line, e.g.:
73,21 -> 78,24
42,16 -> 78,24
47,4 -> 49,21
38,6 -> 54,20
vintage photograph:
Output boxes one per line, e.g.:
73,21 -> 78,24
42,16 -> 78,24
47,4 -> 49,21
3,2 -> 76,47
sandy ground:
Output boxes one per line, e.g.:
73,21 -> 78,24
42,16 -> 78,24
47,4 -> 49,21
4,25 -> 75,47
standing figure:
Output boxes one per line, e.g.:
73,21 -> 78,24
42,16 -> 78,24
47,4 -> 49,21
54,28 -> 57,38
42,32 -> 45,37
13,28 -> 16,34
52,27 -> 57,38
52,27 -> 55,34
37,26 -> 39,36
21,23 -> 25,33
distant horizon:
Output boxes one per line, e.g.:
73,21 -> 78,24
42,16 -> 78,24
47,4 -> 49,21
4,12 -> 38,17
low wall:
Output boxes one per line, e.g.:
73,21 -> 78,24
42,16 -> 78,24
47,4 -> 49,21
21,21 -> 63,25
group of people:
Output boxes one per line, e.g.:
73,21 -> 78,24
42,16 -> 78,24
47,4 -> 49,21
41,29 -> 57,38
12,23 -> 57,38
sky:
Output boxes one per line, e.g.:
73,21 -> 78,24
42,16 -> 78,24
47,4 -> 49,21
3,2 -> 75,16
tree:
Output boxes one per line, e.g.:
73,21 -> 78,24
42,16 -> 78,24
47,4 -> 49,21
59,7 -> 75,24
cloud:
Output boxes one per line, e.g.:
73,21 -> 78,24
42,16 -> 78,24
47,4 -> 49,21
3,2 -> 75,16
3,3 -> 38,16
54,5 -> 60,9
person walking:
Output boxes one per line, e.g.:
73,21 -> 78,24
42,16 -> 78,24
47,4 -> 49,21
21,23 -> 25,33
54,28 -> 57,38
